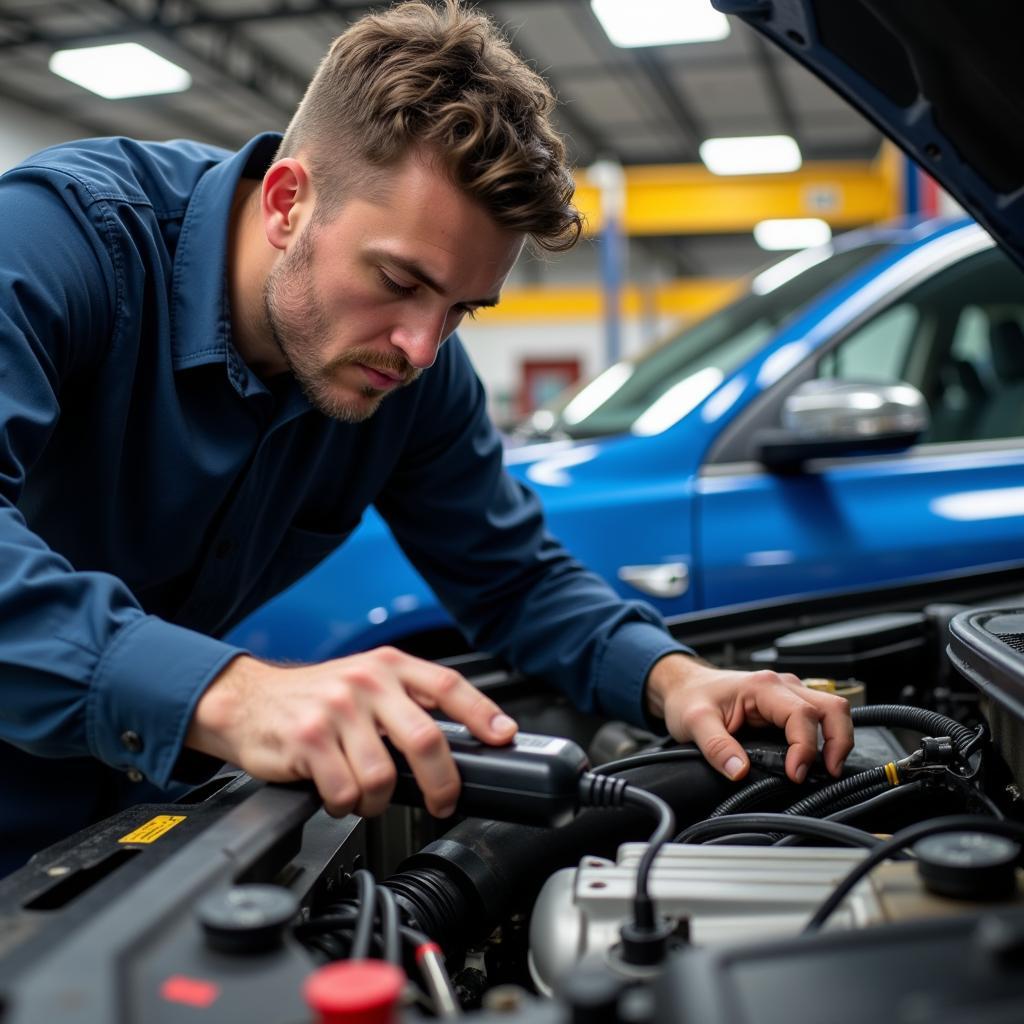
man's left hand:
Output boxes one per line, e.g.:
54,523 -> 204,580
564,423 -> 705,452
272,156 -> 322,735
645,653 -> 854,784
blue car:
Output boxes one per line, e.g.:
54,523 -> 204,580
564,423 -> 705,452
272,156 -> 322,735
229,215 -> 1024,662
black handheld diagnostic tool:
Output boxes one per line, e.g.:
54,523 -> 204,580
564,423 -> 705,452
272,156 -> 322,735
386,721 -> 590,826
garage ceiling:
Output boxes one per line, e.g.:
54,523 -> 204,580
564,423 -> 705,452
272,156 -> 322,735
0,0 -> 883,277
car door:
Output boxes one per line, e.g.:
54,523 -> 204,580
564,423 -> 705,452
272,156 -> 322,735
693,241 -> 1024,608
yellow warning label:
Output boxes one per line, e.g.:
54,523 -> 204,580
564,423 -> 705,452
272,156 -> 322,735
118,814 -> 187,844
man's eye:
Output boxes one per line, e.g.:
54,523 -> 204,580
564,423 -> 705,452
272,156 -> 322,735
378,270 -> 415,297
455,305 -> 479,320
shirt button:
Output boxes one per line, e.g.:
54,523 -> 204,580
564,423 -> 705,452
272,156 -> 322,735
121,730 -> 143,753
126,768 -> 144,783
214,538 -> 235,559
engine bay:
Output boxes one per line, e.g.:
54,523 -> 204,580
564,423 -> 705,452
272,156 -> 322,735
1,566 -> 1023,1023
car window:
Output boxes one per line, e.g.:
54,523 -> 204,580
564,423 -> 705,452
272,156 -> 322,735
812,245 -> 1024,444
519,242 -> 889,440
817,304 -> 918,382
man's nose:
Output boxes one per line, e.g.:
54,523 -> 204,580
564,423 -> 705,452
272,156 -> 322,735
389,311 -> 450,370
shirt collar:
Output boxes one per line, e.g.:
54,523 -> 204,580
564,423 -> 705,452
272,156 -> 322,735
169,132 -> 281,387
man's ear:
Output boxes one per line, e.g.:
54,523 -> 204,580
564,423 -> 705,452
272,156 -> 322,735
261,158 -> 313,251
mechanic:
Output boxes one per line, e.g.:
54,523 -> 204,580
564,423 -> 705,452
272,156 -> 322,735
0,0 -> 852,875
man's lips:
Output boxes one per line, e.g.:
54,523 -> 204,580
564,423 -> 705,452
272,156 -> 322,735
359,364 -> 404,389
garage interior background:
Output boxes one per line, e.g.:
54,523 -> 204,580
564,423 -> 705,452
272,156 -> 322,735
0,0 -> 958,426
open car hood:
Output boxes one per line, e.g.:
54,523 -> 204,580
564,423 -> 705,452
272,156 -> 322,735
715,0 -> 1024,269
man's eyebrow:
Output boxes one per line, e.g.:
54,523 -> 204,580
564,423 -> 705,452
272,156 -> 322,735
376,251 -> 500,308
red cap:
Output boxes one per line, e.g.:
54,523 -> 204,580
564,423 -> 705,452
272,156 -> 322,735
304,960 -> 405,1024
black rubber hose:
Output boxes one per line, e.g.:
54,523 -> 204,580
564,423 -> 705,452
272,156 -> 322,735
349,869 -> 377,960
708,774 -> 794,817
675,812 -> 884,849
376,884 -> 401,965
851,704 -> 975,752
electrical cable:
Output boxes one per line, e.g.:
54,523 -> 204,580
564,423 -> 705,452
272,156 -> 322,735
708,774 -> 794,817
675,812 -> 885,849
622,785 -> 676,929
590,747 -> 706,776
349,868 -> 377,960
774,781 -> 924,847
826,780 -> 922,823
850,704 -> 976,752
577,772 -> 675,932
703,832 -> 775,846
783,765 -> 892,819
804,815 -> 1024,932
959,722 -> 989,759
376,883 -> 401,965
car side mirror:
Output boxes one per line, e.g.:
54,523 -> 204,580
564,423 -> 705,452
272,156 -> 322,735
756,378 -> 929,471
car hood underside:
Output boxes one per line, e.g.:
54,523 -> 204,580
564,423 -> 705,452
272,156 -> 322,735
716,0 -> 1024,268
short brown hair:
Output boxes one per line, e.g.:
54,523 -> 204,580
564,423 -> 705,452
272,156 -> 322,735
277,0 -> 581,252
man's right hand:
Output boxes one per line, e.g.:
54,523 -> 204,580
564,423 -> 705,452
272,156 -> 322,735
184,648 -> 518,819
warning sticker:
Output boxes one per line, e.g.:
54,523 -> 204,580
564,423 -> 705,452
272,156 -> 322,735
118,814 -> 187,845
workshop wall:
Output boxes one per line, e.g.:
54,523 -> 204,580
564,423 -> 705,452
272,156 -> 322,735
0,96 -> 88,170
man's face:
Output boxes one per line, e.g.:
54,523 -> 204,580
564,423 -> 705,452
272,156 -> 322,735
262,153 -> 524,422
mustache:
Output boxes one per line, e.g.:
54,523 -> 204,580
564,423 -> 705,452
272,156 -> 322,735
329,347 -> 418,385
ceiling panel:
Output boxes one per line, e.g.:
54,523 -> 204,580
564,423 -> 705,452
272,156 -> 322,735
490,1 -> 605,71
0,0 -> 884,280
677,65 -> 777,121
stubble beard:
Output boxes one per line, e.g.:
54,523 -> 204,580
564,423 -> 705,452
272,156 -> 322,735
262,226 -> 419,423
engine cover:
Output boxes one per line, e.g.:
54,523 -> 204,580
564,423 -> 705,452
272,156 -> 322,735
528,841 -> 1020,994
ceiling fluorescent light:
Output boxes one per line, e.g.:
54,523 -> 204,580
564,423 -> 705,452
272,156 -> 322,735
591,0 -> 730,48
699,135 -> 802,175
49,43 -> 191,99
754,218 -> 833,251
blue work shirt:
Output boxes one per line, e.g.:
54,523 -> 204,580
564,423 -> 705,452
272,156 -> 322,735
0,133 -> 686,873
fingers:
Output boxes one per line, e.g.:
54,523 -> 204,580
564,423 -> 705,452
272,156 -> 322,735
374,703 -> 461,818
745,676 -> 831,783
324,648 -> 517,819
684,704 -> 751,781
394,653 -> 518,744
662,666 -> 854,785
801,688 -> 855,777
367,651 -> 518,816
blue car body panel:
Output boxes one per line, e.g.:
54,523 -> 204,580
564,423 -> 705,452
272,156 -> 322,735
228,217 -> 1024,662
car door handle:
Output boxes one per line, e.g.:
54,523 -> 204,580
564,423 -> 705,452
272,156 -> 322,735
616,562 -> 689,598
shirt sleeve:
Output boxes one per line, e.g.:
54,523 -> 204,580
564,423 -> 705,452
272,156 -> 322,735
373,338 -> 692,728
0,168 -> 243,788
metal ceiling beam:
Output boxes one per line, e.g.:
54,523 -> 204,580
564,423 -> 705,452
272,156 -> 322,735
631,48 -> 705,158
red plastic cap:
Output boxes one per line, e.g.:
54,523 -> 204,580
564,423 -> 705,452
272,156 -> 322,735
304,960 -> 405,1024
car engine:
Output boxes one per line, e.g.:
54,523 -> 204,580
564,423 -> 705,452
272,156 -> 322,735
1,571 -> 1023,1023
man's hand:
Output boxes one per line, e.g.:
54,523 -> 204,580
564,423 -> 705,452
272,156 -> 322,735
646,653 -> 853,784
185,648 -> 517,818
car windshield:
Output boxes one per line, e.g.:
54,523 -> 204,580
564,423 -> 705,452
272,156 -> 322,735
520,242 -> 889,440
